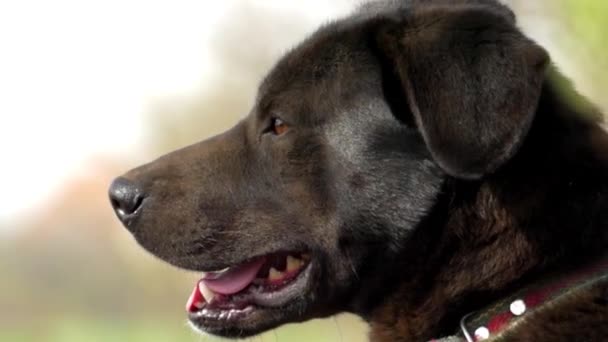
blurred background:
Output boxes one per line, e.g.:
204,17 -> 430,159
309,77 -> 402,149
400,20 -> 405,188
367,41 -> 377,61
0,0 -> 606,341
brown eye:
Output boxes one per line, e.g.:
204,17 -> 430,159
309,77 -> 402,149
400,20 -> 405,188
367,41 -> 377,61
271,117 -> 289,135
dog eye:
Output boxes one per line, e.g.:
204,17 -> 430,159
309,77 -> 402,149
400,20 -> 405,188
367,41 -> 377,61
270,117 -> 289,136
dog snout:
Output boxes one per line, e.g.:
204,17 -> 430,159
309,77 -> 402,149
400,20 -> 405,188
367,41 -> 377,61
109,177 -> 146,228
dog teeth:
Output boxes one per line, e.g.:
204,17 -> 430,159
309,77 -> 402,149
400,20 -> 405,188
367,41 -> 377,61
286,255 -> 303,272
198,282 -> 216,303
268,267 -> 284,281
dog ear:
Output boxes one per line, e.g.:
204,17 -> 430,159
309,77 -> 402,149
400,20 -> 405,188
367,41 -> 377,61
377,4 -> 549,179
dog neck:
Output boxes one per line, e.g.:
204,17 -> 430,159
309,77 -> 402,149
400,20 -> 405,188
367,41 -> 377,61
366,75 -> 608,341
452,251 -> 608,341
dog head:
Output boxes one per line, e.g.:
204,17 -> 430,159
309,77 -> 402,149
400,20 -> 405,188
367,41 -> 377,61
109,0 -> 548,337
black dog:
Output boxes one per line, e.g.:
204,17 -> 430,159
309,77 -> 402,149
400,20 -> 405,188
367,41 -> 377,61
110,0 -> 608,340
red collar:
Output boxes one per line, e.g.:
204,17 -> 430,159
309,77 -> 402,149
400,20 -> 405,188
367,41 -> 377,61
431,253 -> 608,342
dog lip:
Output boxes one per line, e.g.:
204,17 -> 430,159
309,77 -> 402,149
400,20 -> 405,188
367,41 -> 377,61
200,267 -> 230,279
187,250 -> 310,273
189,252 -> 311,306
187,253 -> 313,324
250,261 -> 312,307
188,305 -> 256,324
187,262 -> 313,327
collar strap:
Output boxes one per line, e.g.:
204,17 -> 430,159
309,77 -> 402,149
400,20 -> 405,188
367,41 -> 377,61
459,253 -> 608,341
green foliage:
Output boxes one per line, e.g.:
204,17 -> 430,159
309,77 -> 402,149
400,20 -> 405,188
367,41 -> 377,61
555,0 -> 608,111
560,0 -> 608,54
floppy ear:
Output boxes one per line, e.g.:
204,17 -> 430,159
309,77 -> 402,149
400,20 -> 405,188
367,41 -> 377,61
377,4 -> 549,179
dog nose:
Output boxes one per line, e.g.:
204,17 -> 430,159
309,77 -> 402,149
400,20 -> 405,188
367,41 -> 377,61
109,177 -> 145,224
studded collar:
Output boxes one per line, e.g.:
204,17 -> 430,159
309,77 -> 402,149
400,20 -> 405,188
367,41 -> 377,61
431,253 -> 608,342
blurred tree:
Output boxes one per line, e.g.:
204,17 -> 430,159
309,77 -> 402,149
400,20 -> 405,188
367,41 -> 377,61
556,0 -> 608,110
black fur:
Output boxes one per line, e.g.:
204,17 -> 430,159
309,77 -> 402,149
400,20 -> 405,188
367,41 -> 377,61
110,1 -> 608,340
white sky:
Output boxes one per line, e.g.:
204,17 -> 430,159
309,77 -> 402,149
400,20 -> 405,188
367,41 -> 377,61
0,0 -> 355,226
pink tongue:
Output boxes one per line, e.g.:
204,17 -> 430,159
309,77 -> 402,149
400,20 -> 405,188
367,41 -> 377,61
202,258 -> 266,295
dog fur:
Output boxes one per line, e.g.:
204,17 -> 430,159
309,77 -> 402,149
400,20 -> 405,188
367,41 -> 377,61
111,0 -> 608,340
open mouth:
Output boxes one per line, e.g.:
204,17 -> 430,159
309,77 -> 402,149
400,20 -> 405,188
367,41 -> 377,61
187,252 -> 311,324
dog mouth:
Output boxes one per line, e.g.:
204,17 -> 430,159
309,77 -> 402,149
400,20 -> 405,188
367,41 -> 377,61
186,251 -> 312,329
